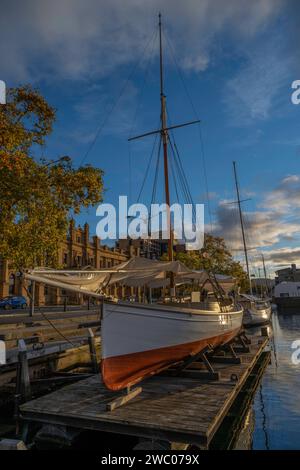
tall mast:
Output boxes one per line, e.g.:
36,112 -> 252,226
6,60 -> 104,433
261,252 -> 269,297
128,14 -> 200,269
159,13 -> 173,262
233,161 -> 252,294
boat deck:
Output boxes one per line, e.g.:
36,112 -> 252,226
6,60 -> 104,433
20,333 -> 269,449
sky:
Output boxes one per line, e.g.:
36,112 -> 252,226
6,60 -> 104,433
1,0 -> 300,277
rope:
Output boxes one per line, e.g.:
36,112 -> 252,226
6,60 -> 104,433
136,126 -> 159,203
79,29 -> 157,167
163,30 -> 213,232
151,136 -> 162,205
23,283 -> 76,347
128,30 -> 158,202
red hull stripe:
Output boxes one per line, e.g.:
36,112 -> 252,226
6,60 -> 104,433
101,327 -> 241,391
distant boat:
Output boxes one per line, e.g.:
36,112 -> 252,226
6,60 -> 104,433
232,162 -> 272,327
239,294 -> 272,327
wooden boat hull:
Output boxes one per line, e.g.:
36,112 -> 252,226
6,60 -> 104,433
101,302 -> 243,390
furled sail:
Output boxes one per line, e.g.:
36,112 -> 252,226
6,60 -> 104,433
24,257 -> 236,296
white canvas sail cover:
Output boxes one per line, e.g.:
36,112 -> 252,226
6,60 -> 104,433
24,257 -> 236,296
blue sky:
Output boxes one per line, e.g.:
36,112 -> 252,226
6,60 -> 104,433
1,0 -> 300,276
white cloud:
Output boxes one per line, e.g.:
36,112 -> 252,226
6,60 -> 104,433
0,0 -> 284,83
213,174 -> 300,273
224,33 -> 294,125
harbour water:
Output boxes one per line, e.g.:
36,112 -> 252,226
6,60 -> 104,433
242,309 -> 300,450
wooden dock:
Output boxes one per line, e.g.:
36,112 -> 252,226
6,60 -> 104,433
19,333 -> 269,449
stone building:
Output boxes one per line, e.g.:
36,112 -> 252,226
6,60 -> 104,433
0,220 -> 130,305
275,264 -> 300,284
117,234 -> 186,260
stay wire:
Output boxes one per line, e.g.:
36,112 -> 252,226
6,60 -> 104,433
79,29 -> 157,167
136,130 -> 159,203
166,107 -> 195,209
163,30 -> 213,232
128,30 -> 159,202
23,283 -> 76,347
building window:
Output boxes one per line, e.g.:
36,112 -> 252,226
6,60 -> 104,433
63,253 -> 68,265
77,255 -> 81,266
77,236 -> 81,243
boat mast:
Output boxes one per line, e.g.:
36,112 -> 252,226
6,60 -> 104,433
128,13 -> 200,277
261,252 -> 269,297
233,161 -> 253,294
159,13 -> 173,263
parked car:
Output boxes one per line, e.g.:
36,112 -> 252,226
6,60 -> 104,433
0,295 -> 27,310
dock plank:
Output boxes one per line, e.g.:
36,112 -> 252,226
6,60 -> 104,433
20,335 -> 269,448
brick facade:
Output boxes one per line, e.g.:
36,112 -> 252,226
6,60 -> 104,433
0,220 -> 132,305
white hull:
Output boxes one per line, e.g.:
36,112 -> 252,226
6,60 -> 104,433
243,305 -> 272,327
101,301 -> 243,390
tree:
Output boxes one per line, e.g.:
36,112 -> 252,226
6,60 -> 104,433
0,85 -> 104,269
163,234 -> 249,291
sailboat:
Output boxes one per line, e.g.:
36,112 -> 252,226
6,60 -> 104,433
100,15 -> 243,391
232,161 -> 272,327
24,15 -> 244,392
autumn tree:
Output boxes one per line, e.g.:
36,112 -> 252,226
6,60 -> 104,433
0,85 -> 104,269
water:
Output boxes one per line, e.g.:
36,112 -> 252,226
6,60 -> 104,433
250,309 -> 300,449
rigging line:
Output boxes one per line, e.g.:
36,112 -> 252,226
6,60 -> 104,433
168,135 -> 194,210
163,30 -> 213,232
136,130 -> 159,203
169,146 -> 186,240
128,30 -> 159,202
79,29 -> 157,167
168,132 -> 196,221
128,30 -> 159,139
23,284 -> 76,347
165,107 -> 195,210
168,130 -> 195,207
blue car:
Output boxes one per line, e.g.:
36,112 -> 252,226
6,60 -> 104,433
0,295 -> 28,310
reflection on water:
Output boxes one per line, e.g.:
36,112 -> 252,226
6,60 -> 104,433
250,310 -> 300,449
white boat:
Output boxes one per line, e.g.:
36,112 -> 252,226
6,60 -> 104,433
24,14 -> 244,393
239,294 -> 272,327
232,163 -> 272,328
101,299 -> 243,390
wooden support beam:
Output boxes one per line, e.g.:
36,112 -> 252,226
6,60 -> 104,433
16,339 -> 31,403
106,386 -> 142,412
209,356 -> 241,365
87,328 -> 98,374
29,281 -> 35,317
